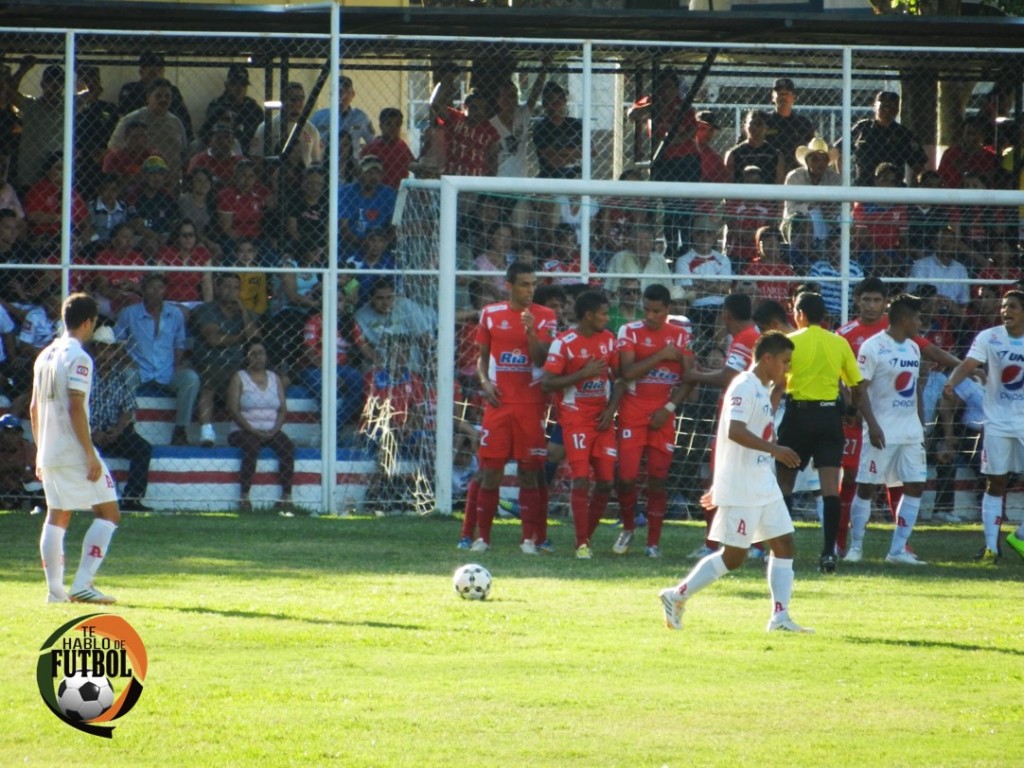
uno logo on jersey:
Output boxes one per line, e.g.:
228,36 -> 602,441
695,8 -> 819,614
894,371 -> 915,398
1001,365 -> 1024,392
498,351 -> 529,366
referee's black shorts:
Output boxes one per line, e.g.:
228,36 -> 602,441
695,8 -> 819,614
777,397 -> 844,471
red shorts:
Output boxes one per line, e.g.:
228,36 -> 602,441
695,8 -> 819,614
841,422 -> 862,472
479,402 -> 547,463
617,413 -> 677,482
562,420 -> 617,479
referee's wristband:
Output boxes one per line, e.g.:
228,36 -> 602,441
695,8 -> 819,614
663,402 -> 677,413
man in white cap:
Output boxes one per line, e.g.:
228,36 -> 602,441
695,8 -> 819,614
783,136 -> 841,242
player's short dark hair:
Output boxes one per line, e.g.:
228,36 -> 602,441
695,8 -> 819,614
722,292 -> 752,322
753,330 -> 794,360
888,293 -> 922,324
62,292 -> 98,331
506,261 -> 535,285
575,290 -> 609,319
643,283 -> 671,307
855,276 -> 887,298
1003,290 -> 1024,310
794,292 -> 827,324
752,299 -> 789,329
533,284 -> 566,308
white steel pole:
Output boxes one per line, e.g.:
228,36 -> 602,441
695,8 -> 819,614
435,178 -> 459,516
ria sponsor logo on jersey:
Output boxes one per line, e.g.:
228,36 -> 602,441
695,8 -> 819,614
642,368 -> 679,384
498,350 -> 529,367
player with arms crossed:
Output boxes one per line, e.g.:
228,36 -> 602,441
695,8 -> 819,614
847,294 -> 929,564
944,290 -> 1024,563
658,332 -> 812,633
470,261 -> 558,554
32,293 -> 121,604
542,291 -> 622,559
615,283 -> 694,558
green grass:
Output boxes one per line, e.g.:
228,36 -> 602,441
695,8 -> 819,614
2,510 -> 1022,767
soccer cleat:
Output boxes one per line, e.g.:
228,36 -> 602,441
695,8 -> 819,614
497,498 -> 521,519
520,539 -> 538,555
975,547 -> 999,565
575,543 -> 592,560
819,554 -> 838,574
689,545 -> 717,559
469,538 -> 489,553
658,587 -> 686,630
885,551 -> 927,566
645,545 -> 661,559
767,616 -> 815,634
456,536 -> 472,550
538,539 -> 555,554
46,592 -> 70,604
1006,532 -> 1024,561
199,423 -> 216,447
843,546 -> 863,563
70,587 -> 117,605
613,530 -> 634,555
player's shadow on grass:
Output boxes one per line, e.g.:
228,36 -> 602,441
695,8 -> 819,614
154,604 -> 423,631
843,634 -> 1024,657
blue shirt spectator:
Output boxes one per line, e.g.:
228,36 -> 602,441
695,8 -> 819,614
115,292 -> 186,385
338,157 -> 396,257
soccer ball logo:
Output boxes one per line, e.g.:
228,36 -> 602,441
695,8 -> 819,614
453,563 -> 492,600
57,670 -> 114,722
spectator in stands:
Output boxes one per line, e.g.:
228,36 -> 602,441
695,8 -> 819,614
906,169 -> 952,251
117,52 -> 193,141
538,223 -> 585,285
723,165 -> 780,267
339,155 -> 397,258
311,75 -> 375,162
851,161 -> 907,275
217,159 -> 274,256
955,171 -> 1011,258
226,339 -> 295,513
594,167 -> 656,266
360,108 -> 415,190
0,61 -> 28,176
234,239 -> 269,316
938,115 -> 998,189
23,152 -> 90,249
916,282 -> 963,354
428,71 -> 499,177
178,167 -> 220,258
250,82 -> 322,169
695,111 -> 728,184
763,77 -> 816,174
837,90 -> 927,187
186,122 -> 243,188
808,232 -> 864,322
783,136 -> 840,242
88,326 -> 153,512
0,154 -> 25,227
674,216 -> 732,338
604,224 -> 672,294
101,119 -> 155,189
193,273 -> 261,447
975,238 -> 1022,295
744,226 -> 795,305
0,414 -> 43,513
156,219 -> 214,306
0,302 -> 16,397
285,166 -> 328,252
533,82 -> 583,179
0,207 -> 40,308
608,277 -> 644,332
86,174 -> 128,248
115,272 -> 200,447
491,69 -> 547,178
472,221 -> 515,305
89,222 -> 145,317
554,192 -> 599,248
346,227 -> 398,307
110,78 -> 189,182
354,278 -> 432,368
128,155 -> 177,257
202,65 -> 263,150
909,227 -> 971,313
16,287 -> 61,359
188,106 -> 244,164
724,110 -> 784,185
74,65 -> 120,200
271,238 -> 324,376
14,62 -> 65,190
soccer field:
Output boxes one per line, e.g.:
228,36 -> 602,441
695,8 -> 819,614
2,510 -> 1022,767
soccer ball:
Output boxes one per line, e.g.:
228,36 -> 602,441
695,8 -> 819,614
453,563 -> 492,600
57,669 -> 115,722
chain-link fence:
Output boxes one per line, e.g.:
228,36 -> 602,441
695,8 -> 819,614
0,23 -> 1021,523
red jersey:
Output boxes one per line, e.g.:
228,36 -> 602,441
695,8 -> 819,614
443,108 -> 499,177
836,316 -> 933,356
92,247 -> 146,289
303,313 -> 362,367
217,183 -> 270,239
723,200 -> 779,266
361,137 -> 415,190
24,179 -> 87,238
616,319 -> 693,408
155,244 -> 213,302
743,261 -> 795,304
852,202 -> 905,252
543,328 -> 619,422
724,324 -> 760,373
187,151 -> 243,187
476,301 -> 558,406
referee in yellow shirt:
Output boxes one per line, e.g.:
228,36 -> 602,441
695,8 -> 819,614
777,292 -> 867,574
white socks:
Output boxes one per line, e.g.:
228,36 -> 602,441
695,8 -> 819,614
849,494 -> 872,550
40,524 -> 67,599
767,556 -> 794,619
675,549 -> 729,600
889,495 -> 921,556
981,494 -> 1003,552
70,519 -> 118,593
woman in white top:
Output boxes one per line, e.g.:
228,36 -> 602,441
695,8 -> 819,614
226,340 -> 295,513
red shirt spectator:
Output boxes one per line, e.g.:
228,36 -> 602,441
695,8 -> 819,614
442,105 -> 499,177
23,170 -> 88,241
217,162 -> 271,241
361,137 -> 415,190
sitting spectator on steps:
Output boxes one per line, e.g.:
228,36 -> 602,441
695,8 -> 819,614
0,414 -> 44,513
226,340 -> 295,513
115,272 -> 200,447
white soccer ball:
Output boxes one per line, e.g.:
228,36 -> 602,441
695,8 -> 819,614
453,563 -> 492,600
57,669 -> 115,722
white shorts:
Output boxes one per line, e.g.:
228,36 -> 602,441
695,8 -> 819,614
41,462 -> 119,511
981,434 -> 1024,477
856,442 -> 927,486
709,499 -> 794,548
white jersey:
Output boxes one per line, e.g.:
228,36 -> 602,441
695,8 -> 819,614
712,370 -> 783,507
857,330 -> 923,445
32,335 -> 93,468
966,325 -> 1024,438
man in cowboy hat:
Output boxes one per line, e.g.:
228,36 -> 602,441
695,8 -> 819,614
783,136 -> 841,242
763,77 -> 817,174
